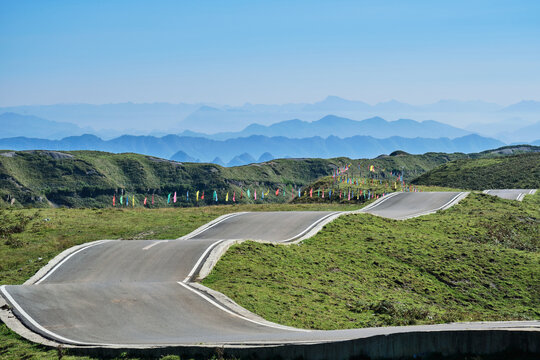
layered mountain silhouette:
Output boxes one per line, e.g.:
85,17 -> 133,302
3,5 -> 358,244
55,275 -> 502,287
0,133 -> 505,166
0,112 -> 86,139
192,115 -> 472,140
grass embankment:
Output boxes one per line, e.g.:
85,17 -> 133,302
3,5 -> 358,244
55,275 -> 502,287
412,152 -> 540,190
203,192 -> 540,329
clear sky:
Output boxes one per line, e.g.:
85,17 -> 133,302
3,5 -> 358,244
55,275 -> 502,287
1,0 -> 539,106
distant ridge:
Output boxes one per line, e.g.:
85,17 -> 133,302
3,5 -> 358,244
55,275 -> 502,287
185,115 -> 472,140
0,132 -> 504,165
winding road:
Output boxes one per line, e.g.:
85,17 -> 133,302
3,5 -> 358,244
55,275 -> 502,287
483,189 -> 537,201
1,190 -> 538,358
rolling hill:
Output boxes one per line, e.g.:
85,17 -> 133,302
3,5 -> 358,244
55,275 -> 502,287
412,152 -> 540,190
1,145 -> 537,208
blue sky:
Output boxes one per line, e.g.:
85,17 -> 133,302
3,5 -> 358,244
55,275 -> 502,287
1,0 -> 539,106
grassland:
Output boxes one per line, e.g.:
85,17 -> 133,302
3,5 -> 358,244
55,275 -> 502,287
412,152 -> 540,190
203,192 -> 539,329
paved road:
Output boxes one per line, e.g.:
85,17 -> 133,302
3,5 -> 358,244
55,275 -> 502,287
0,190 -> 537,348
359,192 -> 465,220
483,189 -> 537,201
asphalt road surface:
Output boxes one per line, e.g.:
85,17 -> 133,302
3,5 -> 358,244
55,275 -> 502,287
359,192 -> 465,220
0,190 -> 537,347
483,189 -> 537,201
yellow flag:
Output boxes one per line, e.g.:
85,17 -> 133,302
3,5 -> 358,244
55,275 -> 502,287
226,192 -> 229,202
196,190 -> 199,201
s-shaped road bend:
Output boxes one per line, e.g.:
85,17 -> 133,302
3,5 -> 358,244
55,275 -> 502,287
0,191 -> 538,358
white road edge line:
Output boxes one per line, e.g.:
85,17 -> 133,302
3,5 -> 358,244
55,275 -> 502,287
395,192 -> 467,220
177,282 -> 310,332
183,240 -> 226,283
358,192 -> 400,212
142,240 -> 168,250
35,240 -> 110,284
0,285 -> 103,346
281,212 -> 341,243
179,212 -> 244,240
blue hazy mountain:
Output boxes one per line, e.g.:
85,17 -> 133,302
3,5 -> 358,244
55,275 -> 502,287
500,100 -> 540,112
0,133 -> 505,165
497,121 -> 540,143
2,98 -> 538,137
257,152 -> 274,162
420,100 -> 501,112
0,112 -> 86,139
227,153 -> 257,167
192,115 -> 472,140
0,103 -> 199,132
303,96 -> 372,111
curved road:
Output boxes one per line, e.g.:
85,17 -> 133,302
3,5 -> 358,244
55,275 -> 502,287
0,191 -> 538,352
483,189 -> 537,201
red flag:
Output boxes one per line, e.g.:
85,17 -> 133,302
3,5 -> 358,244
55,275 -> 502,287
275,188 -> 279,196
201,191 -> 205,200
309,188 -> 313,198
322,188 -> 325,198
240,190 -> 243,199
113,195 -> 115,206
233,191 -> 236,202
144,197 -> 147,205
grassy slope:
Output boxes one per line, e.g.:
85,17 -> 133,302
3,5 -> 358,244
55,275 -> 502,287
203,193 -> 539,329
0,150 -> 468,208
412,152 -> 540,190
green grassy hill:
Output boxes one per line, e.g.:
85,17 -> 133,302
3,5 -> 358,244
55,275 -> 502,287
0,150 -> 468,208
412,152 -> 540,190
0,145 -> 537,208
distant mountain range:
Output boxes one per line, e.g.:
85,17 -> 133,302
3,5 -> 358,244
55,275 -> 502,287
0,133 -> 507,166
2,97 -> 540,135
179,115 -> 472,140
0,112 -> 87,139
